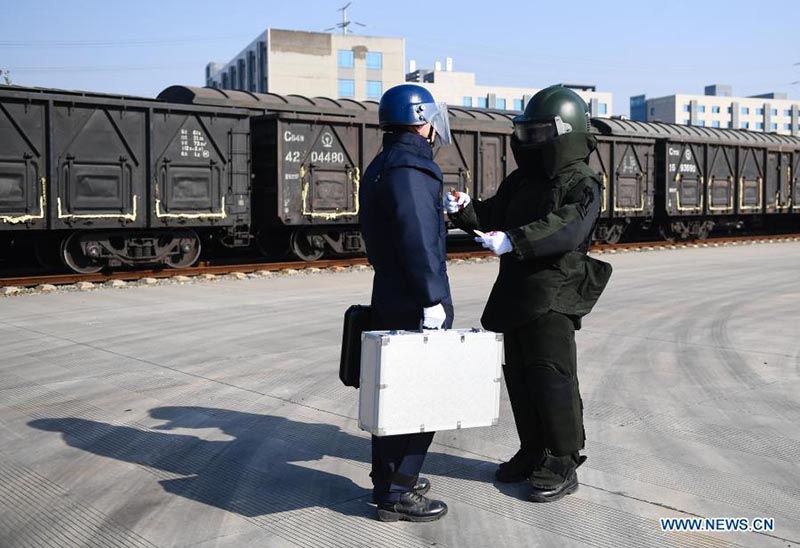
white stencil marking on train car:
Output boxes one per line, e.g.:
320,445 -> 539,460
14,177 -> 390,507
180,128 -> 210,158
284,131 -> 305,142
310,151 -> 344,164
321,132 -> 333,148
285,151 -> 302,163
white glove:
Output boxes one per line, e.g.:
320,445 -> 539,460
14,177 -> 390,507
422,303 -> 447,330
445,190 -> 471,214
474,230 -> 512,256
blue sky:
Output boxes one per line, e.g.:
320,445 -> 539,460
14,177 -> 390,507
3,0 -> 798,115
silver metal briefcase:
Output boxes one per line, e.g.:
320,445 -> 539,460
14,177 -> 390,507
358,328 -> 503,437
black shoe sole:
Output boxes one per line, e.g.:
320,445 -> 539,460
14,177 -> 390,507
528,480 -> 579,503
376,506 -> 448,522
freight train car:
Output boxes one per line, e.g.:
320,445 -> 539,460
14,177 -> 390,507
3,84 -> 799,273
0,86 -> 251,272
589,119 -> 800,241
158,85 -> 517,261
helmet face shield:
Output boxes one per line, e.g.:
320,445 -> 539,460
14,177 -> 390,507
417,102 -> 452,145
512,115 -> 573,146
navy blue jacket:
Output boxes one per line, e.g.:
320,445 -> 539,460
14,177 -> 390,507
360,132 -> 452,330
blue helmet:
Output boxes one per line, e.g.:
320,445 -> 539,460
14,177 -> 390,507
378,84 -> 452,145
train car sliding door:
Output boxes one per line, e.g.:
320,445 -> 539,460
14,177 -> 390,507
793,152 -> 800,212
51,103 -> 145,230
737,148 -> 764,214
0,98 -> 47,231
706,145 -> 735,214
666,141 -> 704,216
765,151 -> 792,213
434,131 -> 475,208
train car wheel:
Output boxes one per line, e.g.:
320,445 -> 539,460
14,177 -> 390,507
61,232 -> 104,274
289,229 -> 325,261
164,230 -> 202,269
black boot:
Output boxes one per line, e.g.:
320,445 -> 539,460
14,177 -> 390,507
495,448 -> 544,483
528,453 -> 586,502
376,492 -> 448,522
413,477 -> 431,496
372,477 -> 430,503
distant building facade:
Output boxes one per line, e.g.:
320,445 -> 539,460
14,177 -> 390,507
406,58 -> 613,115
206,29 -> 405,101
631,85 -> 800,136
206,30 -> 612,113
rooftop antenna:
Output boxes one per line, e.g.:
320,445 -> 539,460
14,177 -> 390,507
324,2 -> 367,35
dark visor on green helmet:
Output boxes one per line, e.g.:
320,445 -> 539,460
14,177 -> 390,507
512,115 -> 574,146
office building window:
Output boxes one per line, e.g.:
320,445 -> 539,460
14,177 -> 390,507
496,98 -> 507,110
712,120 -> 720,128
697,105 -> 706,113
728,122 -> 733,128
683,119 -> 690,125
366,80 -> 382,99
650,107 -> 656,115
337,50 -> 354,68
756,108 -> 764,116
741,107 -> 750,115
741,121 -> 749,129
683,104 -> 690,112
598,103 -> 608,114
338,79 -> 355,98
727,107 -> 732,113
785,123 -> 792,130
771,108 -> 777,116
463,96 -> 473,107
784,109 -> 792,116
696,120 -> 706,126
477,97 -> 487,108
712,106 -> 720,113
238,59 -> 246,90
513,99 -> 523,111
771,122 -> 778,130
756,122 -> 764,129
366,52 -> 382,69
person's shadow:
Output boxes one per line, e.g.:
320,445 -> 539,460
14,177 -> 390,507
29,406 -> 489,518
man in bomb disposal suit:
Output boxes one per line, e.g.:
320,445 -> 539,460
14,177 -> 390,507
359,84 -> 454,522
447,85 -> 612,502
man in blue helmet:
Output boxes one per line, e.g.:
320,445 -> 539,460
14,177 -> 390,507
359,84 -> 453,522
446,85 -> 612,502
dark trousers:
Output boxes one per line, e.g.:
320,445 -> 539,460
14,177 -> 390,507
371,303 -> 454,503
371,431 -> 435,502
503,310 -> 585,456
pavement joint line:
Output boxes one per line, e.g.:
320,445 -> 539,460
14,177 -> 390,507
581,483 -> 800,546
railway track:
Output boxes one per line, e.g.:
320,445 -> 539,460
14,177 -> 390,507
2,233 -> 800,291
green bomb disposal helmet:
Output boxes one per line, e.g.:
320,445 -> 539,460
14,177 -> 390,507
512,85 -> 590,147
378,84 -> 452,145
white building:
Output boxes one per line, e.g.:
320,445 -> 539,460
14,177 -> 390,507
206,29 -> 405,101
406,58 -> 613,115
631,85 -> 800,136
206,31 -> 611,114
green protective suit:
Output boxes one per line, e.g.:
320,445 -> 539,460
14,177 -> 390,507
449,130 -> 612,457
450,132 -> 612,333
